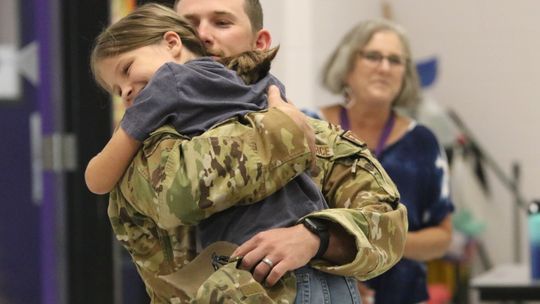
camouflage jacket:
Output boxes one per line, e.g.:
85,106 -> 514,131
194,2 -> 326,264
109,108 -> 408,303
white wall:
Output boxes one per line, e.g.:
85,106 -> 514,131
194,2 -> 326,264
387,0 -> 540,270
261,0 -> 540,269
261,0 -> 380,108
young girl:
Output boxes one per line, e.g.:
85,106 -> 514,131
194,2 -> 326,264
85,2 -> 328,246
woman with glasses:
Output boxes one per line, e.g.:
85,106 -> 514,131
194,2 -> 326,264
320,19 -> 454,304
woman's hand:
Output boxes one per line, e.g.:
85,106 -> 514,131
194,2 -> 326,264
357,282 -> 375,304
403,215 -> 453,261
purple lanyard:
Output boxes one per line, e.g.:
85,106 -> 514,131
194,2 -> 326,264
339,106 -> 395,158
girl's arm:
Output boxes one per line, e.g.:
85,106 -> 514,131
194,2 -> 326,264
85,127 -> 141,194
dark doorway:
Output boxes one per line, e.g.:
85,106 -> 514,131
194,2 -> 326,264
61,0 -> 115,303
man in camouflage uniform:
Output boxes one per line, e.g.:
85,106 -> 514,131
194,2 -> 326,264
110,107 -> 407,303
107,0 -> 409,302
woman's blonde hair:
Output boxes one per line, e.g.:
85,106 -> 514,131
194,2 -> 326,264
321,19 -> 421,108
91,3 -> 277,89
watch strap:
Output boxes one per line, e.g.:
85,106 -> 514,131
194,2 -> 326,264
314,228 -> 329,259
301,218 -> 329,259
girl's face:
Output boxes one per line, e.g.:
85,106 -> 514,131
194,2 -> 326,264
345,30 -> 406,107
97,34 -> 183,108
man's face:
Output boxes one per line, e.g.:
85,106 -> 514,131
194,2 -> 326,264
176,0 -> 258,57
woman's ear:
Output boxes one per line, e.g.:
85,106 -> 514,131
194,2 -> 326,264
163,31 -> 183,58
253,29 -> 272,51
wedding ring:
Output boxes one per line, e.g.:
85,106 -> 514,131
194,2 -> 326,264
261,257 -> 274,268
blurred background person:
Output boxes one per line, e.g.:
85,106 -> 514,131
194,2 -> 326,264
320,19 -> 454,304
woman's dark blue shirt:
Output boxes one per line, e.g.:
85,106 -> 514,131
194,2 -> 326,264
365,123 -> 454,304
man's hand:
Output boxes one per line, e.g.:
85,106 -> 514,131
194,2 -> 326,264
231,224 -> 319,287
267,85 -> 316,166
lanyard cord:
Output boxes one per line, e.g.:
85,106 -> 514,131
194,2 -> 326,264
339,106 -> 396,158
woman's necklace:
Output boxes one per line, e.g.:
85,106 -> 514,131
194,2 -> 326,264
339,106 -> 396,158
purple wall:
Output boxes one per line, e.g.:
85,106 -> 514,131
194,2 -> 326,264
0,1 -> 41,303
0,0 -> 57,302
0,103 -> 40,304
36,0 -> 61,303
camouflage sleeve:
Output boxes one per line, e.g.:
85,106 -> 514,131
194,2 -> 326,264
133,107 -> 312,229
300,118 -> 408,281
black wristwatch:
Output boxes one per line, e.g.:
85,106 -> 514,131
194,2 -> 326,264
300,217 -> 329,259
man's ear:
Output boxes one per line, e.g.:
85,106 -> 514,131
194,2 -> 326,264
253,29 -> 272,51
163,31 -> 183,58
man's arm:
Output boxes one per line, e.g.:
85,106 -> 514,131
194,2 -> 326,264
122,93 -> 406,284
232,118 -> 408,286
107,103 -> 316,301
305,120 -> 407,279
132,106 -> 313,229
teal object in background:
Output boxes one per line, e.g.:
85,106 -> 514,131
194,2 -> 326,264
452,209 -> 485,237
528,200 -> 540,280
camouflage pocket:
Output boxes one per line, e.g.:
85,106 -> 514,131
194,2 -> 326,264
159,241 -> 297,303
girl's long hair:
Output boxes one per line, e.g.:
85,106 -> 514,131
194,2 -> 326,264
91,3 -> 277,89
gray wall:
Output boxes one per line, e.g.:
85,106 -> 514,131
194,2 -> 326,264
0,0 -> 18,44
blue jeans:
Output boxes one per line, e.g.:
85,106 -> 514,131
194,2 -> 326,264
294,267 -> 361,304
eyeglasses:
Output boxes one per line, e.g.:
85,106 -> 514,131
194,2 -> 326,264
358,50 -> 407,67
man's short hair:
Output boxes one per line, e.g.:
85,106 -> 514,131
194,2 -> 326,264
174,0 -> 263,32
244,0 -> 263,32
